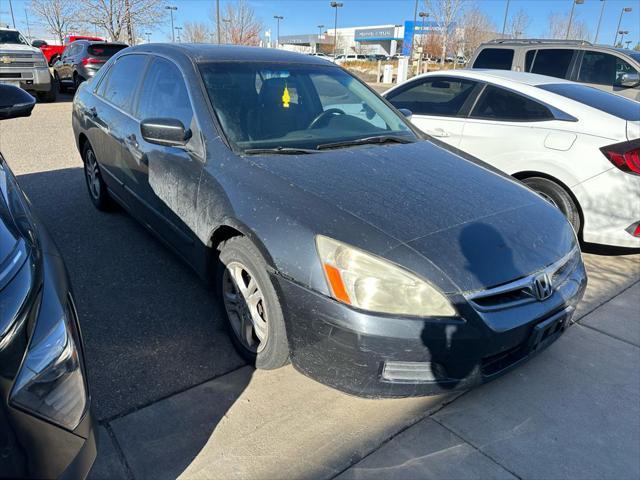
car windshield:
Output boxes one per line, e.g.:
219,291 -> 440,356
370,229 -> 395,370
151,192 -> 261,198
0,30 -> 28,45
538,83 -> 640,121
198,62 -> 416,152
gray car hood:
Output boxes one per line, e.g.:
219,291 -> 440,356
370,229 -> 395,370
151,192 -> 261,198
248,141 -> 576,292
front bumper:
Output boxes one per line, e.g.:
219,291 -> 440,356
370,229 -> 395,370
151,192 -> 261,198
0,218 -> 96,479
274,260 -> 587,398
0,66 -> 51,92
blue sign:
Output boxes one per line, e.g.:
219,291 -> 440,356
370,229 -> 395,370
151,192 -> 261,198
402,20 -> 456,55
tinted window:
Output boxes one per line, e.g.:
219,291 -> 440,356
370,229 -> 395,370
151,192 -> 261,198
473,48 -> 514,69
99,55 -> 147,112
578,51 -> 618,85
471,85 -> 553,121
525,50 -> 536,71
529,49 -> 574,78
88,44 -> 128,58
386,77 -> 477,117
539,83 -> 640,121
137,58 -> 193,128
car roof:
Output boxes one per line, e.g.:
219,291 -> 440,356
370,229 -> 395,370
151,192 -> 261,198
126,44 -> 335,66
412,69 -> 575,87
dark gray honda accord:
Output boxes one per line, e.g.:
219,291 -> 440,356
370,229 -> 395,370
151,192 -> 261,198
1,85 -> 96,478
72,44 -> 587,397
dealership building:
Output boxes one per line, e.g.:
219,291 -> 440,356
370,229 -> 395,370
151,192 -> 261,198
277,20 -> 458,56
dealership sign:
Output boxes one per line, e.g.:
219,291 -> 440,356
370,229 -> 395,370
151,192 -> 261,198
354,27 -> 400,42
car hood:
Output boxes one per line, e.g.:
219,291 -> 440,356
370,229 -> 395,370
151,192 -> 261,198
0,43 -> 38,53
248,141 -> 576,292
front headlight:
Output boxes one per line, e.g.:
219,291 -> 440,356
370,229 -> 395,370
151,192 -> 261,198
32,52 -> 48,67
316,235 -> 456,317
10,302 -> 87,431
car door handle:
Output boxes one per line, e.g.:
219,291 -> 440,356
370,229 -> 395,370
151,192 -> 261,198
428,128 -> 450,138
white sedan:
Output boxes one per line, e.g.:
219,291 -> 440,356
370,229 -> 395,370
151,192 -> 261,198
384,70 -> 640,249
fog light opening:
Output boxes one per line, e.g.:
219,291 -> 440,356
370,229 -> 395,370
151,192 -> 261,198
381,361 -> 446,383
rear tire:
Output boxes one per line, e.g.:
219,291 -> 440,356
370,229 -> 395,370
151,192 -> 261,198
55,72 -> 67,93
522,176 -> 581,235
217,236 -> 289,370
82,142 -> 113,211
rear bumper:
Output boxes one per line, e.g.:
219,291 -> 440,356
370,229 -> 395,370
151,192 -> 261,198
274,260 -> 587,398
574,167 -> 640,248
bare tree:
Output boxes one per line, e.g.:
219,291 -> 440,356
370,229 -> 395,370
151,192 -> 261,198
77,0 -> 166,44
546,11 -> 589,40
211,0 -> 262,46
423,0 -> 466,63
183,21 -> 210,43
460,5 -> 495,60
508,8 -> 530,39
30,0 -> 78,44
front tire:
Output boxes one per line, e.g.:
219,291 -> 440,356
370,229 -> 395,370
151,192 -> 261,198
37,78 -> 57,103
522,177 -> 581,235
217,236 -> 289,370
82,142 -> 113,211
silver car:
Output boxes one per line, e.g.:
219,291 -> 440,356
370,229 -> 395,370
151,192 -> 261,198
469,39 -> 640,101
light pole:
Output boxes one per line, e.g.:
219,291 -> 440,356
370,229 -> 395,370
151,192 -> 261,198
501,0 -> 510,38
145,32 -> 151,43
216,0 -> 221,44
409,0 -> 418,62
273,15 -> 283,48
222,18 -> 231,44
165,5 -> 177,42
625,40 -> 632,49
8,0 -> 15,28
317,24 -> 325,54
175,26 -> 182,43
418,12 -> 429,55
594,0 -> 606,43
614,7 -> 632,45
24,6 -> 31,42
566,0 -> 584,40
330,2 -> 343,61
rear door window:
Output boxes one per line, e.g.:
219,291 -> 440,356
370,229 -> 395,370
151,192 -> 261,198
528,49 -> 574,79
386,77 -> 478,117
472,48 -> 514,70
470,85 -> 553,122
99,54 -> 148,113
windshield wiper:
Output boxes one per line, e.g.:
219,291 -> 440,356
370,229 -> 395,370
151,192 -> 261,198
243,147 -> 320,155
316,135 -> 414,150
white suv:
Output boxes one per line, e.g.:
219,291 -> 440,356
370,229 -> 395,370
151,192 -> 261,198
384,70 -> 640,248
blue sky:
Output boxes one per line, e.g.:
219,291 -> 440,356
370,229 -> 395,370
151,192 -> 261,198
3,0 -> 639,46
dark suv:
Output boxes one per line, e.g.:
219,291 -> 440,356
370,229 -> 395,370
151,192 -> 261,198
53,40 -> 128,91
470,39 -> 640,101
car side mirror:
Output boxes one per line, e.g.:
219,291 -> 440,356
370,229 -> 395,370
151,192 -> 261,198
31,39 -> 47,48
140,118 -> 192,147
0,85 -> 36,120
398,108 -> 413,121
619,72 -> 640,88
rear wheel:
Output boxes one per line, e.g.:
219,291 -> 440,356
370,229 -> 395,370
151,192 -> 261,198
82,142 -> 113,211
54,72 -> 67,93
522,176 -> 581,235
217,236 -> 289,370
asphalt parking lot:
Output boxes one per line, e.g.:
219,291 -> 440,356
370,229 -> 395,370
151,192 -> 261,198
1,96 -> 638,479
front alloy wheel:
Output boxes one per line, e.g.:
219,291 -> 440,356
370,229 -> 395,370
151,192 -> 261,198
222,262 -> 269,353
217,236 -> 289,369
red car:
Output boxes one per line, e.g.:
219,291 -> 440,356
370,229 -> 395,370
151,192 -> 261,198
33,35 -> 104,66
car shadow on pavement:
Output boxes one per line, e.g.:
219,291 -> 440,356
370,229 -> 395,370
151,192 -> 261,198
17,167 -> 253,477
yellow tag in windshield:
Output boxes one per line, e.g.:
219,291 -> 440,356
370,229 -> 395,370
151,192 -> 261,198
282,85 -> 291,109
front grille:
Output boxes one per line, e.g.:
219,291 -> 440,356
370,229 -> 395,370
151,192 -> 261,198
0,52 -> 38,68
0,72 -> 20,78
481,344 -> 525,376
0,61 -> 35,68
465,247 -> 580,312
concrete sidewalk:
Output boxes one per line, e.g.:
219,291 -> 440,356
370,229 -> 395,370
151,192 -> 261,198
339,283 -> 640,480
